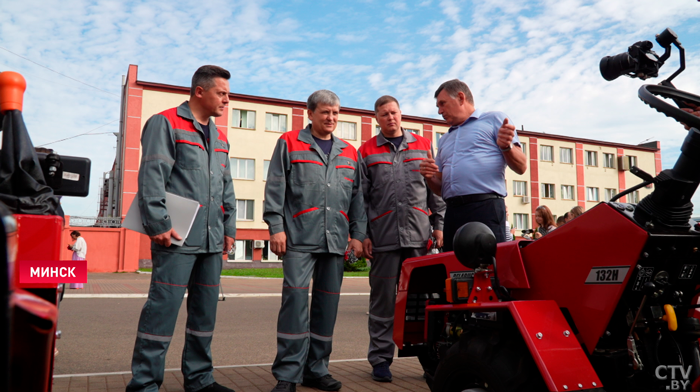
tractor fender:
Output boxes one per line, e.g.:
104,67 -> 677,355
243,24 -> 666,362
479,300 -> 602,391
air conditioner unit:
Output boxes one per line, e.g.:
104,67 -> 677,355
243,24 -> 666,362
254,240 -> 265,249
617,156 -> 629,171
521,196 -> 530,204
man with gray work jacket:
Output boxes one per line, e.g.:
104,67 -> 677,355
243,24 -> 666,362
127,65 -> 237,392
359,95 -> 445,382
264,90 -> 367,392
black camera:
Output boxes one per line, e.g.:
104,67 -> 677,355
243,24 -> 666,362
600,28 -> 679,81
521,229 -> 534,235
36,151 -> 91,197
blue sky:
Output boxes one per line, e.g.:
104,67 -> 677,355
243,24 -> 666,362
2,0 -> 700,216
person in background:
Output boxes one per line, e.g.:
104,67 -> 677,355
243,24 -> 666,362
504,206 -> 514,241
67,230 -> 86,289
556,215 -> 567,227
570,206 -> 584,220
533,205 -> 557,239
562,211 -> 571,223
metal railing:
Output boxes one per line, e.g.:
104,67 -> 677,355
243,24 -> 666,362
69,216 -> 122,228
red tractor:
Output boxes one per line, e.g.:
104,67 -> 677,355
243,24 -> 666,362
394,29 -> 700,392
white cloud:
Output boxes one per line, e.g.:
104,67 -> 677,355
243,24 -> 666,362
439,0 -> 460,23
389,1 -> 407,11
3,0 -> 700,216
337,33 -> 368,43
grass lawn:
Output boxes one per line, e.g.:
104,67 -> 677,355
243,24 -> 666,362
138,268 -> 369,278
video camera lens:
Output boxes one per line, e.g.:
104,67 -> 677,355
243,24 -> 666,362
600,53 -> 634,81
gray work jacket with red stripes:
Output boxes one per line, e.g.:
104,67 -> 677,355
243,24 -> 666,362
263,125 -> 367,255
359,130 -> 445,252
137,101 -> 237,254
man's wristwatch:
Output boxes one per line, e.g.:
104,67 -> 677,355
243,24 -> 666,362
500,143 -> 513,152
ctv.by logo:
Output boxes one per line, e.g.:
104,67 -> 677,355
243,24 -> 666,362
655,365 -> 692,390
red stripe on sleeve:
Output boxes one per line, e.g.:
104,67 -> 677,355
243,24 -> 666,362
340,211 -> 349,221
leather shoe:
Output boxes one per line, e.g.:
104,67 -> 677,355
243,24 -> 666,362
372,362 -> 392,382
200,382 -> 235,392
301,374 -> 342,391
271,381 -> 296,392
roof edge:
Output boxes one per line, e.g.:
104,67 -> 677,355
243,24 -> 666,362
135,79 -> 659,152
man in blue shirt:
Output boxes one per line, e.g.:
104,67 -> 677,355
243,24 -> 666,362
419,79 -> 527,251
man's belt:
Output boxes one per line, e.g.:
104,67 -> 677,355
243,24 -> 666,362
445,193 -> 503,207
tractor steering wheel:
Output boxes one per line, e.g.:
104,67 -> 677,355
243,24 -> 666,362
638,85 -> 700,130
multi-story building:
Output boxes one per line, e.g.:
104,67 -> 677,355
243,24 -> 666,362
104,65 -> 660,268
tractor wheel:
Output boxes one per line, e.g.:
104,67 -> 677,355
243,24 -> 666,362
430,331 -> 546,392
417,345 -> 439,387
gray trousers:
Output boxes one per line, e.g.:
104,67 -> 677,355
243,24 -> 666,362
127,251 -> 222,392
272,250 -> 344,383
368,248 -> 426,366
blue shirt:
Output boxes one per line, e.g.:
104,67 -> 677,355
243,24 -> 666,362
436,109 -> 520,200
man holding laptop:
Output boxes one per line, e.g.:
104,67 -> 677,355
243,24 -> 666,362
126,65 -> 237,392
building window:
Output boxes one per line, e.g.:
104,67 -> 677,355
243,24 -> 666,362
540,145 -> 553,162
230,158 -> 255,180
263,160 -> 270,181
605,188 -> 617,202
585,151 -> 598,166
265,113 -> 288,133
436,132 -> 445,148
375,125 -> 381,135
513,213 -> 529,230
406,128 -> 420,135
560,148 -> 573,164
232,109 -> 256,129
236,199 -> 254,221
561,185 -> 574,200
541,183 -> 555,199
628,155 -> 638,169
338,121 -> 357,140
513,181 -> 528,196
230,240 -> 253,261
262,241 -> 280,261
628,190 -> 640,203
520,142 -> 526,156
586,187 -> 599,201
603,153 -> 615,168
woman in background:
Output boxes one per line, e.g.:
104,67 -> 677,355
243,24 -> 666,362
534,205 -> 557,239
68,230 -> 87,289
569,206 -> 584,220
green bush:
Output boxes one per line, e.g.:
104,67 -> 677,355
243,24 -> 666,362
344,257 -> 368,272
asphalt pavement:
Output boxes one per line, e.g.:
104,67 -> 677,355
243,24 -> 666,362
53,273 -> 430,392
